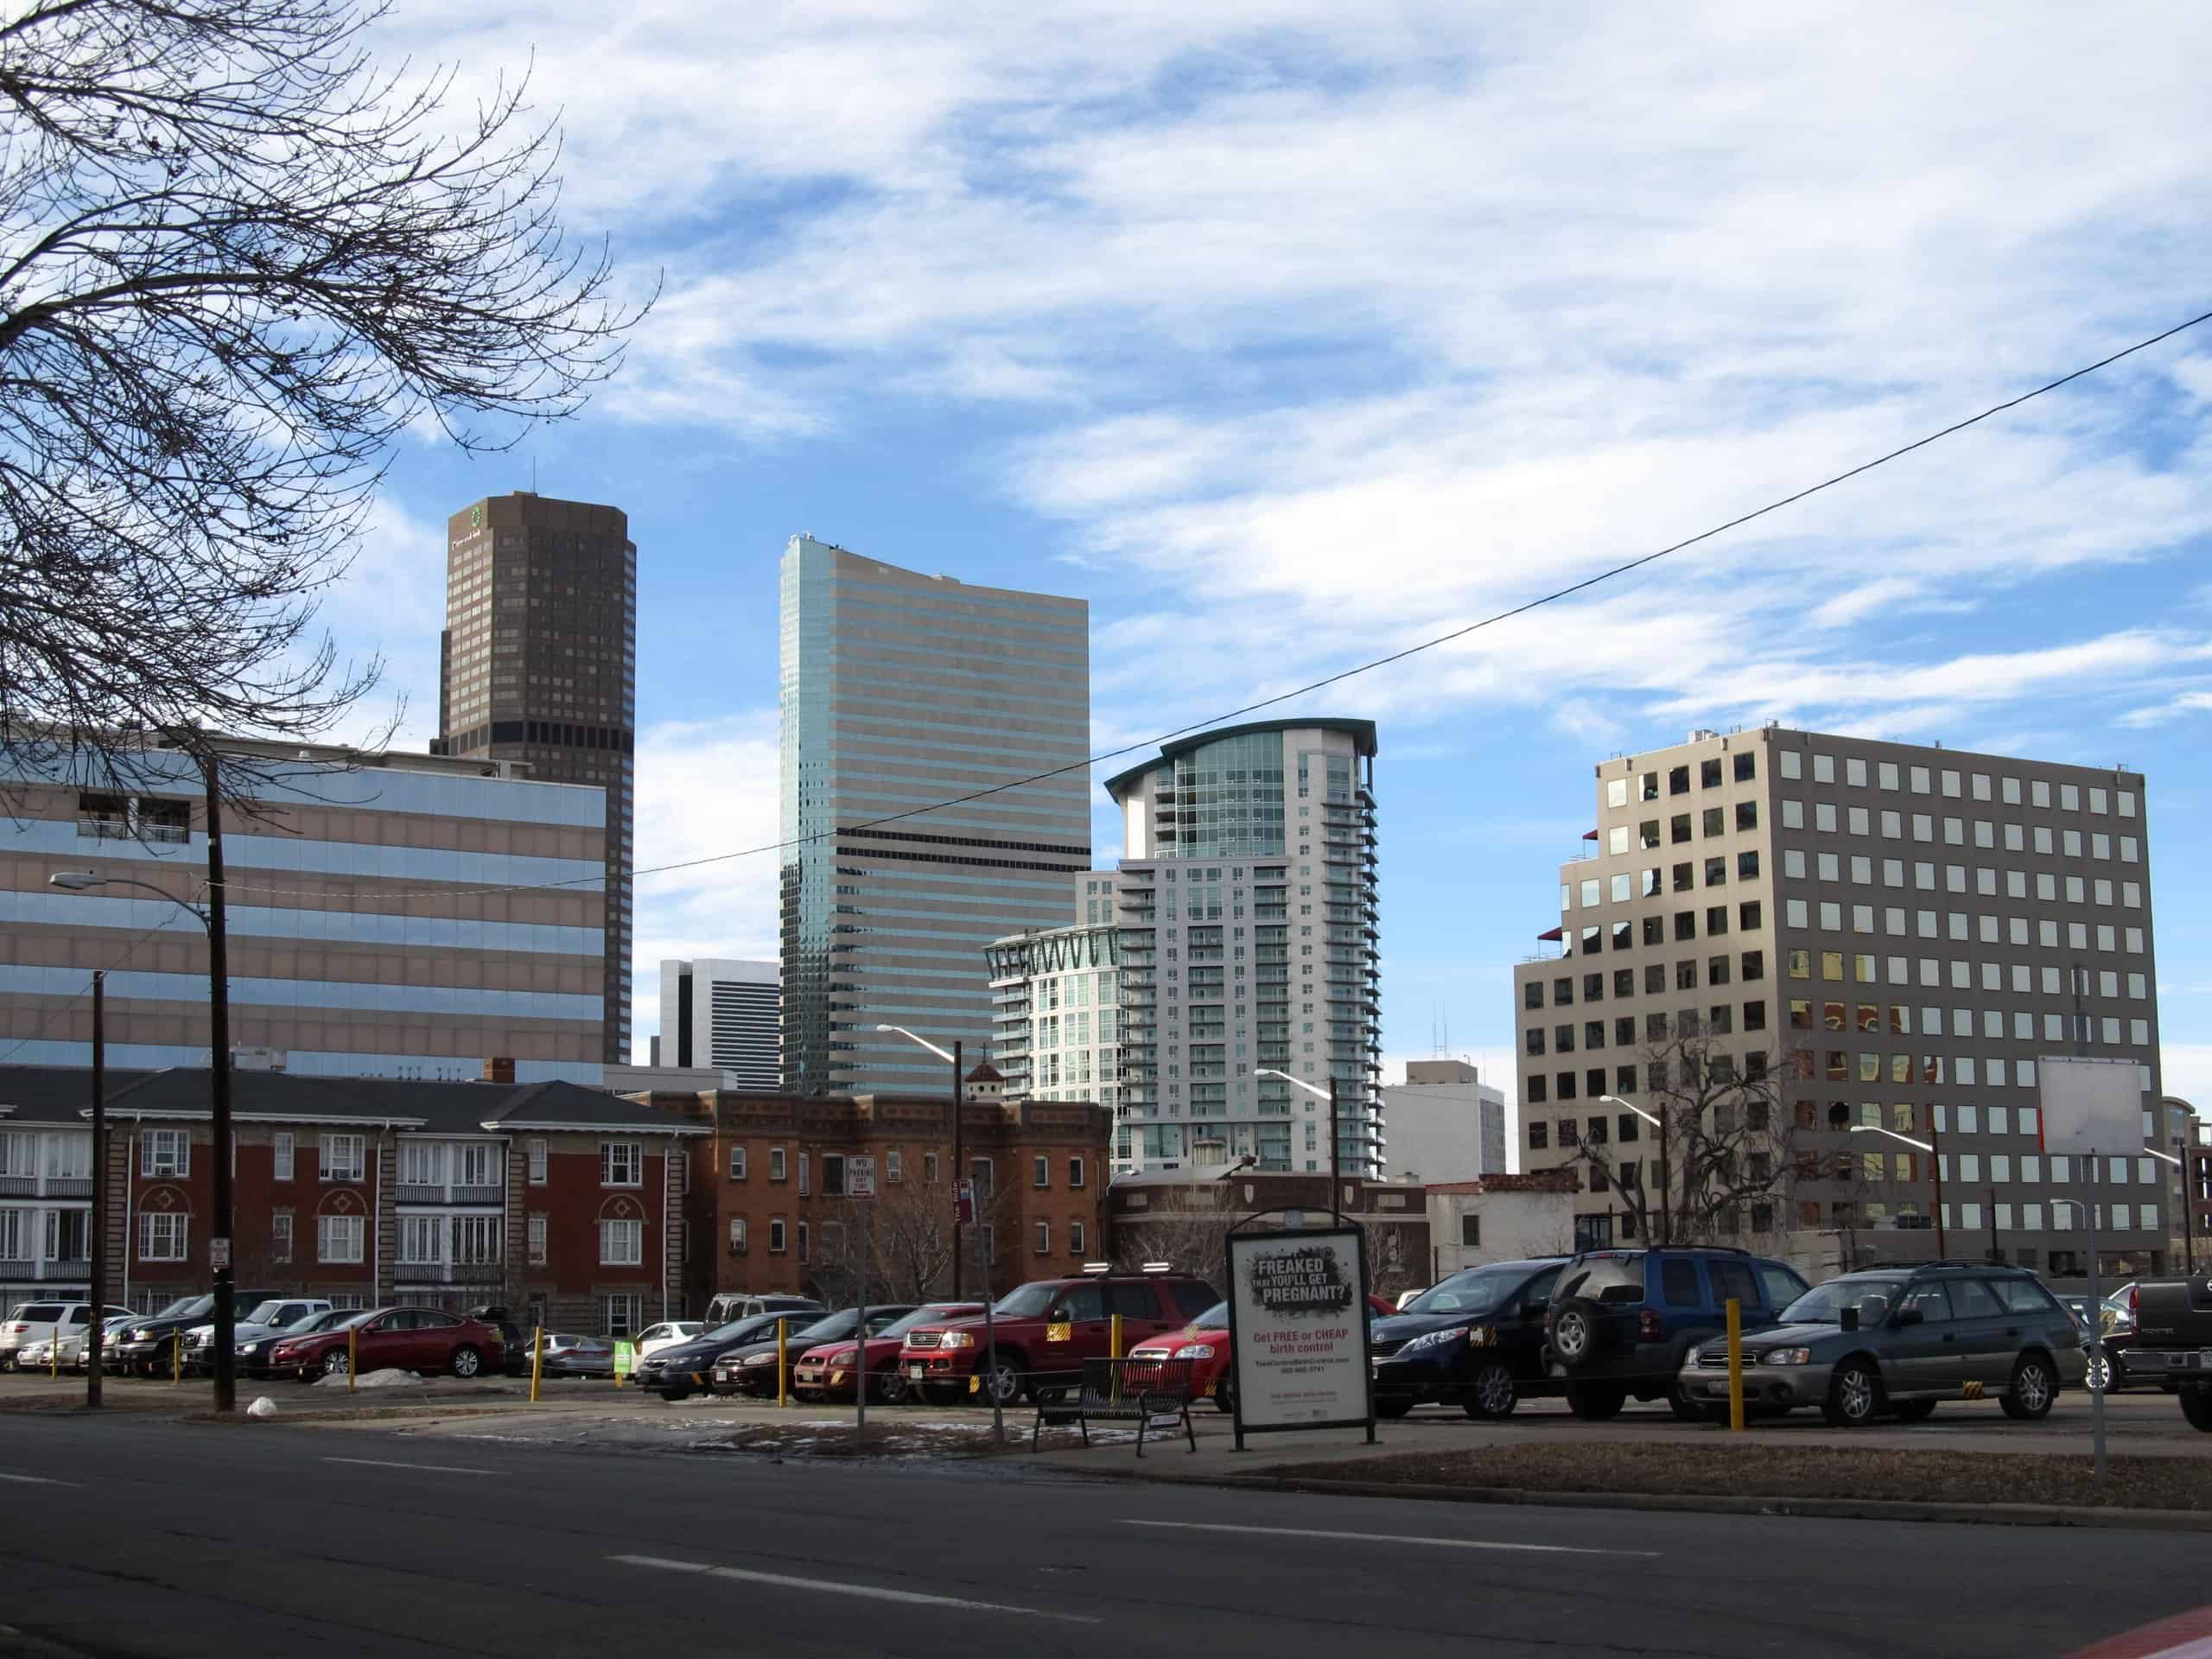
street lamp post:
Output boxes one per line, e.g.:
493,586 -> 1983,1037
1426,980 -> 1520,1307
51,837 -> 238,1414
87,970 -> 106,1408
1849,1124 -> 1942,1257
1253,1070 -> 1336,1202
874,1026 -> 963,1296
1599,1095 -> 1666,1246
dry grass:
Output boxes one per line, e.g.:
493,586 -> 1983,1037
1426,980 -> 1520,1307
1261,1443 -> 2212,1512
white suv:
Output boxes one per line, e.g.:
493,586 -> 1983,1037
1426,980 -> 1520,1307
2,1302 -> 135,1370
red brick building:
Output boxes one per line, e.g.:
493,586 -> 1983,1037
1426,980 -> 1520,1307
649,1089 -> 1112,1310
0,1065 -> 701,1336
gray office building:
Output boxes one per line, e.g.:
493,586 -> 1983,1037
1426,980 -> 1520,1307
658,957 -> 779,1088
778,537 -> 1090,1094
1106,719 -> 1382,1177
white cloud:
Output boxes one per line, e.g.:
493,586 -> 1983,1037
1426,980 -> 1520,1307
628,710 -> 782,1059
2159,1045 -> 2212,1117
2118,690 -> 2212,728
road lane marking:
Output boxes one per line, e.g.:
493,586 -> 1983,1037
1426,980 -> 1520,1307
1120,1520 -> 1660,1557
323,1457 -> 497,1476
611,1554 -> 1101,1623
0,1473 -> 77,1487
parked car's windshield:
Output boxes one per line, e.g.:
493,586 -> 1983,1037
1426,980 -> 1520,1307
1402,1265 -> 1540,1316
702,1313 -> 785,1344
992,1282 -> 1064,1318
1779,1277 -> 1904,1326
150,1295 -> 212,1320
282,1310 -> 339,1332
1185,1301 -> 1228,1331
787,1311 -> 855,1344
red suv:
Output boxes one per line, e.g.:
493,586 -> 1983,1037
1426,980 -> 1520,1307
899,1269 -> 1218,1406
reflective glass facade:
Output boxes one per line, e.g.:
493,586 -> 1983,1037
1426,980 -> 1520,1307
1105,721 -> 1382,1176
779,537 -> 1090,1094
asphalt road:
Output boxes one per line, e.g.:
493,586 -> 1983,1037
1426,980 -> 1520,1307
0,1413 -> 2202,1659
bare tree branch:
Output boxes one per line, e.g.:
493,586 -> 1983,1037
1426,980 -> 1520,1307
0,0 -> 652,800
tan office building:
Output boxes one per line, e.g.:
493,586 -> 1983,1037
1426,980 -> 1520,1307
1512,727 -> 2169,1282
435,493 -> 636,1065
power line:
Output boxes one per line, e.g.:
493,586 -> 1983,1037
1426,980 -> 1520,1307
203,303 -> 2211,908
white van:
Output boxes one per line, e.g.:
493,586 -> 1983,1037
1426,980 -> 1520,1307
2,1302 -> 135,1370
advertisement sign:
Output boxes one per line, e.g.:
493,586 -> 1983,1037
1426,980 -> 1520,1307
613,1340 -> 634,1381
1224,1226 -> 1373,1444
954,1178 -> 976,1225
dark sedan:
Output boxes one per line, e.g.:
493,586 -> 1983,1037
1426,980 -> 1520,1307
634,1312 -> 795,1401
712,1306 -> 917,1397
235,1307 -> 360,1378
1370,1258 -> 1567,1418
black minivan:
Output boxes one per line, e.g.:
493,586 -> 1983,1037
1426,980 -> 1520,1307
1370,1257 -> 1568,1418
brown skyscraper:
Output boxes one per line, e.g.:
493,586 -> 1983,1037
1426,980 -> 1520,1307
436,493 -> 636,1065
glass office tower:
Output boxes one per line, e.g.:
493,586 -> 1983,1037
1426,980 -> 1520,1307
779,537 -> 1090,1095
1105,719 -> 1382,1175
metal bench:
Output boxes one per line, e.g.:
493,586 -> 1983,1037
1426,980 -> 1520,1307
1032,1356 -> 1198,1456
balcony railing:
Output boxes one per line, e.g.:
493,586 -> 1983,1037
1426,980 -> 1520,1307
395,1183 -> 505,1205
392,1262 -> 505,1285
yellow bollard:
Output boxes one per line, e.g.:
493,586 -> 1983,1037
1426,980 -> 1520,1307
347,1322 -> 358,1394
1109,1313 -> 1122,1361
776,1318 -> 788,1408
530,1326 -> 544,1403
50,1334 -> 60,1381
1725,1297 -> 1745,1433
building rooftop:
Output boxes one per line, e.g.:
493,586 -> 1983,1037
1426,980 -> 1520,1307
1103,716 -> 1379,799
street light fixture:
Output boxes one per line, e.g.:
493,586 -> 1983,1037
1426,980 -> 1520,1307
1253,1069 -> 1338,1201
1599,1094 -> 1668,1247
1850,1124 -> 1942,1257
53,848 -> 238,1416
875,1025 -> 964,1298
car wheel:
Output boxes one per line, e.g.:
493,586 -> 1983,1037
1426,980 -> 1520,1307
1666,1377 -> 1708,1422
1821,1360 -> 1882,1427
1465,1360 -> 1517,1420
1548,1299 -> 1605,1370
874,1368 -> 909,1406
2088,1351 -> 2125,1393
449,1344 -> 482,1379
1564,1381 -> 1627,1421
1999,1354 -> 2056,1421
321,1349 -> 350,1379
1214,1372 -> 1236,1416
982,1355 -> 1025,1407
2179,1389 -> 2212,1433
1891,1399 -> 1938,1423
658,1382 -> 691,1402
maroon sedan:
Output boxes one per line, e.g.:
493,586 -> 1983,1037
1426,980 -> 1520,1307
269,1307 -> 505,1382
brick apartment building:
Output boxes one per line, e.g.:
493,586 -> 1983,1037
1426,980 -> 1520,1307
0,1065 -> 700,1336
650,1088 -> 1112,1310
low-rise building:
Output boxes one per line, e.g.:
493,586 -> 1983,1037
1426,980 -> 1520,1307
1105,1168 -> 1429,1300
1423,1171 -> 1580,1281
652,1089 -> 1112,1310
0,1065 -> 699,1336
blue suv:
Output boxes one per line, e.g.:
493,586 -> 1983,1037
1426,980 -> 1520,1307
1541,1246 -> 1810,1421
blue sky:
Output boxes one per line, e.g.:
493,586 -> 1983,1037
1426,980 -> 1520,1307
334,3 -> 2212,1115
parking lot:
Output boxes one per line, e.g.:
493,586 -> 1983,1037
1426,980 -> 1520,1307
10,1363 -> 2203,1460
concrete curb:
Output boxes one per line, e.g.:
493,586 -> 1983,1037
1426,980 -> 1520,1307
1056,1463 -> 2212,1533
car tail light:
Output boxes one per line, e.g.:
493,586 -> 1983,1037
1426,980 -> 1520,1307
1637,1309 -> 1663,1342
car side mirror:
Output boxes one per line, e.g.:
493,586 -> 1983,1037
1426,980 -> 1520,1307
1894,1307 -> 1923,1327
1840,1306 -> 1859,1332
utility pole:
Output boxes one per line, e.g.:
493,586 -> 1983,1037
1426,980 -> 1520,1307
950,1039 -> 963,1299
1929,1126 -> 1946,1257
1656,1104 -> 1670,1247
1327,1072 -> 1339,1209
203,753 -> 238,1415
86,972 -> 107,1409
1986,1185 -> 1999,1262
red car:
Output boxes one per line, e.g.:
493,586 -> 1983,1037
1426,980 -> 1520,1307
268,1306 -> 505,1382
1128,1294 -> 1396,1416
899,1269 -> 1219,1405
791,1303 -> 983,1403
